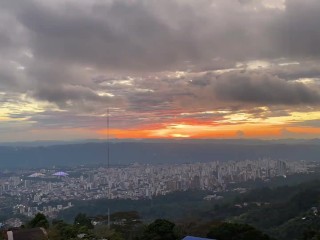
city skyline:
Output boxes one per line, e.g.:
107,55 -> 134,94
1,157 -> 308,219
2,0 -> 320,141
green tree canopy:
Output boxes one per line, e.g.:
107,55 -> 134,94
74,213 -> 93,229
139,219 -> 180,240
49,219 -> 78,240
28,213 -> 49,229
207,222 -> 272,240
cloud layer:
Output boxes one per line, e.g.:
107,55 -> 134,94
1,0 -> 320,140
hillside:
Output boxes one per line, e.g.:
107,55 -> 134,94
232,181 -> 320,240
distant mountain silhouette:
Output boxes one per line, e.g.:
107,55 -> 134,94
0,139 -> 320,169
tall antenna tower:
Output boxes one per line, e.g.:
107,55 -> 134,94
107,207 -> 111,229
107,109 -> 111,228
107,108 -> 110,168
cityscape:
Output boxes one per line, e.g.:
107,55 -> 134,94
0,158 -> 310,220
2,0 -> 320,238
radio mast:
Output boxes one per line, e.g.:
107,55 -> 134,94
107,108 -> 110,168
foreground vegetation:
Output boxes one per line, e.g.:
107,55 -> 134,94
25,212 -> 275,240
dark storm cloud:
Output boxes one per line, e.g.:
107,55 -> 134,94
0,68 -> 18,90
212,72 -> 320,105
2,0 -> 320,72
0,60 -> 27,92
2,0 -> 320,128
18,61 -> 123,111
270,62 -> 320,81
34,85 -> 105,105
275,0 -> 320,58
0,10 -> 26,54
12,0 -> 206,71
0,0 -> 279,72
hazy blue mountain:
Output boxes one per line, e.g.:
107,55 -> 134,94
0,140 -> 320,169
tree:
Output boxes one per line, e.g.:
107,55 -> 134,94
303,228 -> 320,240
59,224 -> 78,239
74,213 -> 93,229
110,211 -> 143,239
28,213 -> 49,229
207,222 -> 272,240
139,219 -> 181,240
49,220 -> 78,240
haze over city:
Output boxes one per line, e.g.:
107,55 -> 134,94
1,0 -> 320,142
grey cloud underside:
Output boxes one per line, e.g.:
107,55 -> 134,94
276,0 -> 320,58
211,72 -> 320,105
5,0 -> 320,70
2,0 -> 320,129
15,0 -> 206,71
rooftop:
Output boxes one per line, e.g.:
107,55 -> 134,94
182,236 -> 216,240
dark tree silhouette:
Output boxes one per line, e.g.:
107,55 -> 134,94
207,222 -> 272,240
74,213 -> 93,229
139,219 -> 180,240
28,213 -> 49,229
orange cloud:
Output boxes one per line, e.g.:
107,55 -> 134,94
97,116 -> 320,139
285,127 -> 320,134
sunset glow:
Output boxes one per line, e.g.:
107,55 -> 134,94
97,120 -> 320,139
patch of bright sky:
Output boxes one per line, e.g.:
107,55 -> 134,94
175,71 -> 187,78
97,91 -> 115,97
213,68 -> 240,74
212,60 -> 272,74
221,111 -> 320,126
10,60 -> 25,71
293,78 -> 319,84
147,122 -> 261,138
246,60 -> 272,70
278,62 -> 300,66
221,113 -> 252,123
180,110 -> 231,116
99,79 -> 134,86
135,88 -> 154,93
170,134 -> 190,138
149,124 -> 211,138
0,94 -> 57,121
210,59 -> 301,75
165,71 -> 187,78
261,0 -> 286,10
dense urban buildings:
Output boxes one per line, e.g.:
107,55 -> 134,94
0,158 -> 310,220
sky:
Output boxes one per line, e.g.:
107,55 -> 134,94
1,0 -> 320,141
